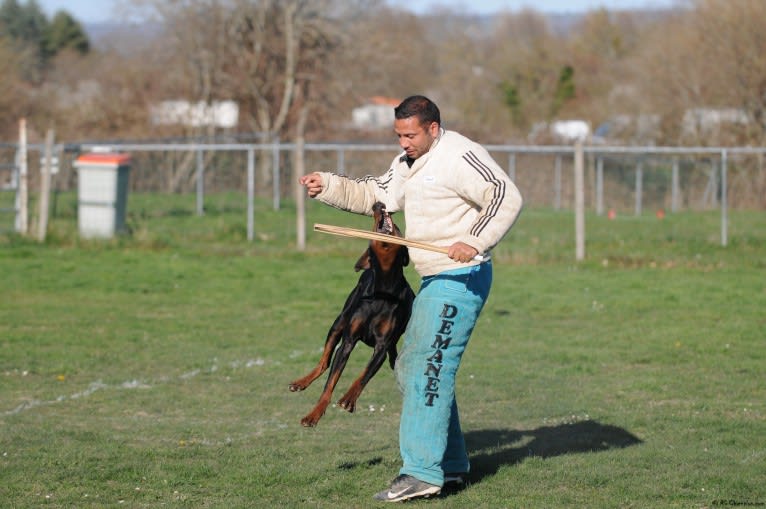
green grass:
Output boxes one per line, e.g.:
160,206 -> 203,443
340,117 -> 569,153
1,194 -> 764,508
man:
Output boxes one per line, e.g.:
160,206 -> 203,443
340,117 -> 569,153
299,95 -> 523,502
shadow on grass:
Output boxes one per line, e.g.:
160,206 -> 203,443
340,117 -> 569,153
334,420 -> 642,499
465,420 -> 643,484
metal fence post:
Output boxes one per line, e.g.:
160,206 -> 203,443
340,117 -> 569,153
272,138 -> 280,211
295,133 -> 306,252
672,158 -> 680,213
15,118 -> 28,234
508,153 -> 516,182
574,142 -> 585,261
635,160 -> 643,216
554,155 -> 562,210
196,149 -> 204,216
247,147 -> 255,242
721,149 -> 728,247
596,156 -> 604,216
337,148 -> 345,176
702,160 -> 718,208
37,129 -> 54,242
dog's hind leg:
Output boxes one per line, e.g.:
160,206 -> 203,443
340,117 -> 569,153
288,318 -> 345,392
387,343 -> 398,369
290,277 -> 369,393
337,343 -> 390,413
300,337 -> 357,427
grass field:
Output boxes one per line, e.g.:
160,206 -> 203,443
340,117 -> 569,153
1,195 -> 764,508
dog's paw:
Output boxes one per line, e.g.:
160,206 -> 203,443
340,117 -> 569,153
288,382 -> 306,392
300,414 -> 321,427
338,397 -> 357,413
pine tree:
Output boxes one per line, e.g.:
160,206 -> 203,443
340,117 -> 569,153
44,10 -> 90,57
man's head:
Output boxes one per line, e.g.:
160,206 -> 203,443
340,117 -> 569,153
394,95 -> 441,161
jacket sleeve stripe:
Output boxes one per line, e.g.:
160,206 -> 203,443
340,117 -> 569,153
352,169 -> 393,192
463,151 -> 507,237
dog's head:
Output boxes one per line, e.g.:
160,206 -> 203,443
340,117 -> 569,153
354,202 -> 409,272
372,201 -> 402,237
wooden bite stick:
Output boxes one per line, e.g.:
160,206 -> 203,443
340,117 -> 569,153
313,223 -> 485,262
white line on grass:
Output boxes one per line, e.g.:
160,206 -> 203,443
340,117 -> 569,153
2,357 -> 268,417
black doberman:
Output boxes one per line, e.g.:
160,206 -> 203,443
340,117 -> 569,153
289,202 -> 415,427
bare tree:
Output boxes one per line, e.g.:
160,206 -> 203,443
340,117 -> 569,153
483,10 -> 563,137
224,0 -> 366,189
637,0 -> 766,146
691,0 -> 766,144
0,38 -> 29,139
566,9 -> 644,123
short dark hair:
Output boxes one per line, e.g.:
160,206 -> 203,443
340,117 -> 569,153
394,95 -> 441,127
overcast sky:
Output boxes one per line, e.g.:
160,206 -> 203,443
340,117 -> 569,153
38,0 -> 680,24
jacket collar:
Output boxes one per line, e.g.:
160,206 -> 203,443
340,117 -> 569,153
397,127 -> 444,171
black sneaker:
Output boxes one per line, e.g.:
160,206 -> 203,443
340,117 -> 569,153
443,472 -> 468,491
373,474 -> 441,502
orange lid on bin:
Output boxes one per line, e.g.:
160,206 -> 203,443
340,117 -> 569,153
75,153 -> 131,166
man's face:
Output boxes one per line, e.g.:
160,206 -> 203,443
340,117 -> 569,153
394,116 -> 439,160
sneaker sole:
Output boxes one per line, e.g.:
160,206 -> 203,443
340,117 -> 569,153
375,486 -> 441,502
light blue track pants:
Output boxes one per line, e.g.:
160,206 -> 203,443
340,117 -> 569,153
394,261 -> 492,486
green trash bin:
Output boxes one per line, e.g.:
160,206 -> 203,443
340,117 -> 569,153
74,153 -> 131,238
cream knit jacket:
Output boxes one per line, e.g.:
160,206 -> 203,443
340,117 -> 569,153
314,129 -> 523,276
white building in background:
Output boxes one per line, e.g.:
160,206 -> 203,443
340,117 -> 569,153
529,120 -> 591,144
681,108 -> 749,139
551,120 -> 591,143
352,96 -> 401,130
150,100 -> 239,128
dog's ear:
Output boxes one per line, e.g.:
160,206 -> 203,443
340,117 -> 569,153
354,248 -> 371,272
400,246 -> 410,267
